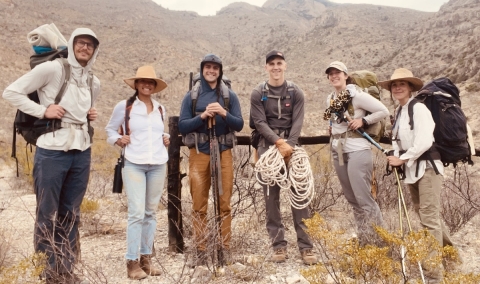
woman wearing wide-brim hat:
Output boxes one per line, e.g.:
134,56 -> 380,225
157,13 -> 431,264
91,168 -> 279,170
105,65 -> 169,280
380,68 -> 453,281
323,61 -> 389,246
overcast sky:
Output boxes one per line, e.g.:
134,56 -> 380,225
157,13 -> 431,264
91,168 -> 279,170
153,0 -> 448,16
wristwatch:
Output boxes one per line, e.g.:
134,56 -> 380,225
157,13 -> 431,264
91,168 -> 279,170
362,118 -> 369,127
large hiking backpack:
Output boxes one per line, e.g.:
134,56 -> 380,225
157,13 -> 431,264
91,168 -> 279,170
13,48 -> 69,147
11,48 -> 95,176
406,77 -> 473,167
249,81 -> 295,149
349,70 -> 386,142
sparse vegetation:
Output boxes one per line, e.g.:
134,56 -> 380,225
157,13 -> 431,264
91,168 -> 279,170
1,0 -> 480,282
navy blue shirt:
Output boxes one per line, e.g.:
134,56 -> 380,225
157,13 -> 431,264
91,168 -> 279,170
178,77 -> 243,154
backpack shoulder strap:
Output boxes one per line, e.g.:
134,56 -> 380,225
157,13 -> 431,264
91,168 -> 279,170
86,71 -> 94,143
286,80 -> 295,98
190,80 -> 201,115
260,81 -> 269,103
54,58 -> 71,104
124,99 -> 134,135
221,81 -> 230,112
158,104 -> 164,122
407,98 -> 420,130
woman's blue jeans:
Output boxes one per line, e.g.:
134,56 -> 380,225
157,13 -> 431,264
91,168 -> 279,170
123,159 -> 166,260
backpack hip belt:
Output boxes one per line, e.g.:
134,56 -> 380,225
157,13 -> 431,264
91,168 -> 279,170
332,130 -> 363,140
60,121 -> 86,129
183,132 -> 236,152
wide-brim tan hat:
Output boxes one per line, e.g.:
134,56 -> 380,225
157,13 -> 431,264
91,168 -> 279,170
378,68 -> 424,91
124,65 -> 167,93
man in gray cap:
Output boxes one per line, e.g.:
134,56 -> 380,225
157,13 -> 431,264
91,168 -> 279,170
250,50 -> 317,265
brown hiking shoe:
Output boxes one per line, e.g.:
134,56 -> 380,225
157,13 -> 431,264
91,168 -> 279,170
271,248 -> 287,263
140,254 -> 162,276
127,259 -> 148,280
301,249 -> 318,265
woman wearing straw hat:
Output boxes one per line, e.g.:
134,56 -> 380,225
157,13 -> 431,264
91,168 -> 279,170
105,65 -> 169,280
379,68 -> 453,281
323,61 -> 389,246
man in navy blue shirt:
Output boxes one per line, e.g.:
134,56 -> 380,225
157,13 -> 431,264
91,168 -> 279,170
179,54 -> 243,266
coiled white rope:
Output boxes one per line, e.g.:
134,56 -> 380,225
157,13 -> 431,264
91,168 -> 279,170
254,145 -> 315,209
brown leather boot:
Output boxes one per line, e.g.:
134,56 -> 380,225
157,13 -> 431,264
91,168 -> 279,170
127,259 -> 148,280
140,254 -> 162,276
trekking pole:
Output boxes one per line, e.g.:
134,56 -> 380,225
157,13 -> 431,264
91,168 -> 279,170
340,112 -> 388,154
394,166 -> 425,283
208,116 -> 225,268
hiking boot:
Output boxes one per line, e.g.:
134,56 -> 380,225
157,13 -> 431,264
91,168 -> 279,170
140,254 -> 162,276
271,248 -> 287,263
127,259 -> 148,280
301,249 -> 318,265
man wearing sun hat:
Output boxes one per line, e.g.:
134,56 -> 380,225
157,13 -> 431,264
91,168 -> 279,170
178,54 -> 244,267
3,28 -> 100,283
250,50 -> 318,265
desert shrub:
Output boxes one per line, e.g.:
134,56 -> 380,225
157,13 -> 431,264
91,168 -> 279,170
306,145 -> 344,214
442,165 -> 480,233
301,213 -> 477,283
0,229 -> 9,269
0,253 -> 45,284
80,198 -> 100,214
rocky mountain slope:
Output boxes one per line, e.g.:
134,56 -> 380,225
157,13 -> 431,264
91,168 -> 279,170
0,0 -> 479,139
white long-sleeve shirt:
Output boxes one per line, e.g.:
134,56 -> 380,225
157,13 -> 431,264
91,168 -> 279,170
105,98 -> 168,165
392,97 -> 444,184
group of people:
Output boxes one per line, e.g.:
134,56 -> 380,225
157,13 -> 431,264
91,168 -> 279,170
2,26 -> 453,283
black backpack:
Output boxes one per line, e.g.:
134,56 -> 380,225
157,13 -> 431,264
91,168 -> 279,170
12,49 -> 69,147
11,48 -> 94,175
406,77 -> 473,167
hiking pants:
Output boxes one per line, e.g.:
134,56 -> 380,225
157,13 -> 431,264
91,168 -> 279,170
123,160 -> 166,260
258,146 -> 313,252
189,148 -> 233,251
33,147 -> 91,277
332,148 -> 384,245
408,168 -> 453,247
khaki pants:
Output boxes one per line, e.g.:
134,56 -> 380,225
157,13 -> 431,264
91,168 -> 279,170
189,149 -> 233,251
408,168 -> 453,247
409,168 -> 453,280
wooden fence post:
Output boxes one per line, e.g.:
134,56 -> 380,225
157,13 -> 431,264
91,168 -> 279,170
167,116 -> 184,253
